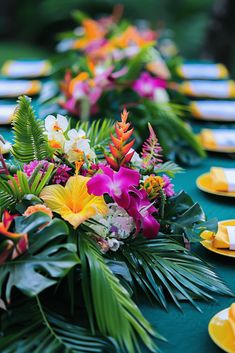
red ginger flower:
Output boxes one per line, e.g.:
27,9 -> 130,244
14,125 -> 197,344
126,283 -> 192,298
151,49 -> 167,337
105,109 -> 135,170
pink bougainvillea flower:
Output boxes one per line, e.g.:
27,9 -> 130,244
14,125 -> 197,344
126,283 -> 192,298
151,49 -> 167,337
127,188 -> 160,238
132,72 -> 166,100
87,164 -> 140,209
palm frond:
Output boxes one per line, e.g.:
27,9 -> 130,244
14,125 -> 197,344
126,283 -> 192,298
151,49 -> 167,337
155,161 -> 184,177
12,96 -> 52,163
0,296 -> 117,353
0,163 -> 55,212
76,119 -> 114,148
79,234 -> 159,353
120,235 -> 233,310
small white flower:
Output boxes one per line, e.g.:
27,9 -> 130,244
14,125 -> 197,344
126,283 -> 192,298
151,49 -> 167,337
47,131 -> 66,149
45,114 -> 68,133
67,128 -> 86,141
0,140 -> 11,154
64,128 -> 96,163
130,149 -> 143,167
108,238 -> 121,252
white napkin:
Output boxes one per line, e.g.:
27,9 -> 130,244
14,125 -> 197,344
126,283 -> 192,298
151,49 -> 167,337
180,63 -> 226,79
224,169 -> 235,192
227,226 -> 235,250
192,101 -> 235,121
2,60 -> 50,78
212,130 -> 235,146
0,104 -> 16,124
0,80 -> 39,97
187,81 -> 232,98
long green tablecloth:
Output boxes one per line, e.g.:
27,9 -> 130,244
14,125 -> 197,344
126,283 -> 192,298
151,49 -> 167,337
1,105 -> 235,353
141,138 -> 235,352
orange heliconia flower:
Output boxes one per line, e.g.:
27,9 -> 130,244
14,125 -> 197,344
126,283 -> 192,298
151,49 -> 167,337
105,109 -> 135,170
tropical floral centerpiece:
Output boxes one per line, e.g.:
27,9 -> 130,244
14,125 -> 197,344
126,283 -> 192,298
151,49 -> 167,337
42,11 -> 205,165
0,96 -> 230,353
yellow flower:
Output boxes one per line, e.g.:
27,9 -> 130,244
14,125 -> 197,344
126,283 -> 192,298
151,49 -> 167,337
40,175 -> 108,229
143,175 -> 164,200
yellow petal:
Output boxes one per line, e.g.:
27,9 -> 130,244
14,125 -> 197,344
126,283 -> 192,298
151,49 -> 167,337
40,184 -> 70,213
40,175 -> 108,229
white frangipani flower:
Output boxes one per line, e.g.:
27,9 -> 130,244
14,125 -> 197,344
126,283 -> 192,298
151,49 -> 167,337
64,128 -> 96,163
45,114 -> 68,133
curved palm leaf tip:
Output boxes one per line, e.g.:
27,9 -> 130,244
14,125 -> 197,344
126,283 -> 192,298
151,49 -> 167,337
0,297 -> 118,353
79,234 -> 161,353
12,96 -> 52,163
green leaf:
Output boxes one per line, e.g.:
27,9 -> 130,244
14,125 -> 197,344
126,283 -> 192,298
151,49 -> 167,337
12,96 -> 52,163
76,119 -> 114,148
162,191 -> 217,241
155,161 -> 184,177
120,235 -> 233,310
0,297 -> 117,353
79,234 -> 159,353
0,215 -> 79,300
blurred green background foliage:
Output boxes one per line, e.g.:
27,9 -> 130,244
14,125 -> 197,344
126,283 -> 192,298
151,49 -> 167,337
0,0 -> 214,63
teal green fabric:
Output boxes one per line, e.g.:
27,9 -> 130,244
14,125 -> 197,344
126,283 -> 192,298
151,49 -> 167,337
141,121 -> 235,353
1,103 -> 235,352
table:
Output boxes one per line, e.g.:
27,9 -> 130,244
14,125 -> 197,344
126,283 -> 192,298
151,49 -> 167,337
141,122 -> 235,353
1,105 -> 235,353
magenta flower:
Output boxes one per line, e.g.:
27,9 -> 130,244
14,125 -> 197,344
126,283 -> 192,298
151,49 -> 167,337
162,174 -> 175,197
127,188 -> 160,238
132,72 -> 166,100
52,165 -> 71,185
23,160 -> 71,186
87,164 -> 140,208
23,160 -> 49,177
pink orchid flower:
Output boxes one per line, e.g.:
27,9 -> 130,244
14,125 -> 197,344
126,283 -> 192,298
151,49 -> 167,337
132,72 -> 166,100
87,164 -> 140,209
127,188 -> 160,238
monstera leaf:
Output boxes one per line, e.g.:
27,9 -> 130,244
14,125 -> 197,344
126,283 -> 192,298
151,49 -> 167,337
161,190 -> 217,241
0,213 -> 80,301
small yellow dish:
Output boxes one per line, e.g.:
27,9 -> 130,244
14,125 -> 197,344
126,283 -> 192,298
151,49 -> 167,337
196,173 -> 235,197
200,220 -> 235,258
209,307 -> 235,353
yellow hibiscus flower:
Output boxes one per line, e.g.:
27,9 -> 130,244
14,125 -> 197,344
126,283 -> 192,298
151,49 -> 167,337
40,175 -> 108,229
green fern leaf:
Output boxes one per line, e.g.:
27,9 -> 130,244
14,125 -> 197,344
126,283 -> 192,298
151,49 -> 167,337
12,96 -> 52,163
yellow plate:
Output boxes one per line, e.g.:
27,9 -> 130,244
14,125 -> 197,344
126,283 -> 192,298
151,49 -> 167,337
200,220 -> 235,258
196,173 -> 235,197
209,308 -> 235,353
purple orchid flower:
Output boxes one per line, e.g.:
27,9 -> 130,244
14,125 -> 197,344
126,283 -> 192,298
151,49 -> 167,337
87,164 -> 140,209
132,72 -> 166,100
127,188 -> 160,238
